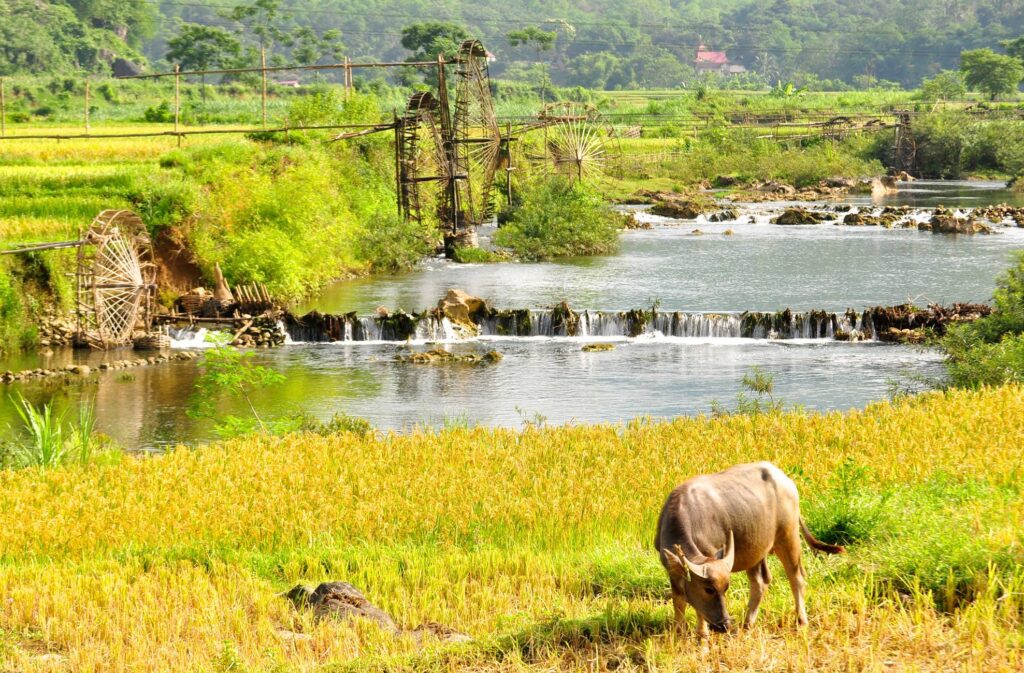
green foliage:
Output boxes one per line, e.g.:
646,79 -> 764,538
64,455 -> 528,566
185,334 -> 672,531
452,246 -> 502,263
711,366 -> 786,416
506,26 -> 557,51
919,70 -> 967,101
960,49 -> 1024,101
941,252 -> 1024,387
295,411 -> 374,437
803,458 -> 890,546
166,23 -> 242,72
493,178 -> 620,260
0,0 -> 152,75
355,211 -> 435,273
400,21 -> 469,62
3,394 -> 106,469
7,393 -> 67,468
187,342 -> 286,438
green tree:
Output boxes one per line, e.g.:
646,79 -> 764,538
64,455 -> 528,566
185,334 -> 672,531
960,49 -> 1024,100
919,70 -> 967,101
187,341 -> 286,438
166,23 -> 242,99
507,26 -> 557,100
400,21 -> 469,62
1001,36 -> 1024,63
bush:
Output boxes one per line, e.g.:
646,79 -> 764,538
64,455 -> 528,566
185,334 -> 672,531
493,178 -> 621,260
941,251 -> 1024,386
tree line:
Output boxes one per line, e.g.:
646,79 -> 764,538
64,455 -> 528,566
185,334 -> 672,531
4,0 -> 1024,96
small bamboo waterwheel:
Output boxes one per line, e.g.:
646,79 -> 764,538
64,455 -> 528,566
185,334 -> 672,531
537,102 -> 619,183
76,210 -> 156,348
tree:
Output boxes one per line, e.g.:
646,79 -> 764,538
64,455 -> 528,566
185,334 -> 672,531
166,23 -> 242,99
1001,36 -> 1024,63
960,49 -> 1024,100
507,26 -> 557,100
400,21 -> 469,62
919,70 -> 966,101
506,26 -> 556,51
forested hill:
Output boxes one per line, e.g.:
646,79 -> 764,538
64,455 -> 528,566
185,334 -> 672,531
4,0 -> 1024,88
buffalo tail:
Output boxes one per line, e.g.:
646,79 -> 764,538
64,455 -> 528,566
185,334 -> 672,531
800,517 -> 845,554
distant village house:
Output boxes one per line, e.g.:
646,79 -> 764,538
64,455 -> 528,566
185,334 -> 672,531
694,45 -> 747,75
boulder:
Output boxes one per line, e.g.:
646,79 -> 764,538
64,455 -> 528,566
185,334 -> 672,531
213,263 -> 234,303
438,289 -> 489,328
757,180 -> 797,195
929,215 -> 992,235
843,212 -> 880,226
895,171 -> 916,182
649,199 -> 706,220
772,208 -> 826,225
287,582 -> 398,632
822,177 -> 856,189
870,176 -> 899,197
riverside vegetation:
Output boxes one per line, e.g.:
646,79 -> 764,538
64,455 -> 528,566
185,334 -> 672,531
0,385 -> 1022,671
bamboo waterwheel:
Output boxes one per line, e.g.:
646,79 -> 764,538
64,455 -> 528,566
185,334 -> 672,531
537,102 -> 619,183
451,39 -> 502,227
75,210 -> 156,348
397,91 -> 453,228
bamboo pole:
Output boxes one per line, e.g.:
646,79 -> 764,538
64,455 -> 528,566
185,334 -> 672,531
174,64 -> 180,134
84,79 -> 90,133
344,56 -> 351,100
117,60 -> 440,81
261,47 -> 268,128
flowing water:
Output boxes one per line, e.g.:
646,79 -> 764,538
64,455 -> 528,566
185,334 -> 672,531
2,181 -> 1022,449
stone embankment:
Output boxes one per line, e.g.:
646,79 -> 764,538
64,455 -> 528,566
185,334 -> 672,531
1,351 -> 200,384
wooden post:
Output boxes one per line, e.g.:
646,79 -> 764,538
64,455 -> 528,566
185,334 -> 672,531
84,79 -> 90,133
394,112 -> 402,217
344,56 -> 351,100
0,77 -> 5,137
505,122 -> 513,205
261,46 -> 268,128
174,64 -> 180,134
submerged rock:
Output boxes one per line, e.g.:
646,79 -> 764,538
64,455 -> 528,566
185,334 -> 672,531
582,343 -> 616,352
395,347 -> 502,365
929,214 -> 992,235
772,208 -> 827,225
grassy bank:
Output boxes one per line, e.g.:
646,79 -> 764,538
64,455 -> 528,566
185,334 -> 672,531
0,386 -> 1022,671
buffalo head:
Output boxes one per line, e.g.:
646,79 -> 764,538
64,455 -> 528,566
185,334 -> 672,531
662,532 -> 735,632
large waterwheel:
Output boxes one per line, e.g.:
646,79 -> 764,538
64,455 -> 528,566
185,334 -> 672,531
397,91 -> 453,228
451,39 -> 502,228
76,210 -> 156,348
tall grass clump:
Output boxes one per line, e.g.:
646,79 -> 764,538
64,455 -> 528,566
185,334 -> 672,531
494,177 -> 621,260
7,393 -> 68,468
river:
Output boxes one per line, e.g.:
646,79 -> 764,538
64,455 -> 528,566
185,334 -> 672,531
2,181 -> 1022,449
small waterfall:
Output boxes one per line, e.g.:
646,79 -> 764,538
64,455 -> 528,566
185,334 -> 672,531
282,307 -> 879,343
168,326 -> 213,348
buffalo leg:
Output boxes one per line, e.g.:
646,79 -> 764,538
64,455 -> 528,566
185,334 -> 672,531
775,534 -> 808,626
694,612 -> 710,638
671,591 -> 689,633
743,558 -> 772,628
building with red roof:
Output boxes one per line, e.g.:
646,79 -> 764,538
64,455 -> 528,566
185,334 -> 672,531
694,45 -> 746,75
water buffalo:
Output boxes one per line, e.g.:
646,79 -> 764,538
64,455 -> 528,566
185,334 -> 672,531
654,461 -> 843,635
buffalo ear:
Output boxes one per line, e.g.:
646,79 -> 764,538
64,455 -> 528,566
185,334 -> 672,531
662,546 -> 687,578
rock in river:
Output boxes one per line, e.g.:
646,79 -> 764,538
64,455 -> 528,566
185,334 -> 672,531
772,208 -> 827,225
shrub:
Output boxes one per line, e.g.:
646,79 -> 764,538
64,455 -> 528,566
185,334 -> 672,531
941,252 -> 1024,386
493,177 -> 621,260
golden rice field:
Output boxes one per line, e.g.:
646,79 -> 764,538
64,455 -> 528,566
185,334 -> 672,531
1,386 -> 1023,672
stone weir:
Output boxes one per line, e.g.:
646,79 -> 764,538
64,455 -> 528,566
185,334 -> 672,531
282,299 -> 990,344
